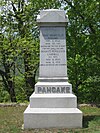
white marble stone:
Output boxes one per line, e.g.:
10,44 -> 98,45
24,105 -> 82,129
30,93 -> 77,108
24,9 -> 83,129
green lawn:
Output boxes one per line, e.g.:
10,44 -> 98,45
0,105 -> 100,133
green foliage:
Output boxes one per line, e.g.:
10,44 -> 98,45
0,86 -> 10,102
64,0 -> 100,103
0,0 -> 61,102
0,0 -> 100,103
14,76 -> 27,103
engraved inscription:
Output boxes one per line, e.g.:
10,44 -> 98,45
40,27 -> 66,66
37,86 -> 70,94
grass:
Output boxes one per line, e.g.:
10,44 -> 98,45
0,105 -> 100,133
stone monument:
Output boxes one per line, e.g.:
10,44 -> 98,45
24,9 -> 82,128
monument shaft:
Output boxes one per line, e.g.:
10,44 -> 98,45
40,26 -> 67,78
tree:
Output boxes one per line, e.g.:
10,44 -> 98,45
10,0 -> 61,100
0,15 -> 17,102
63,0 -> 100,102
0,0 -> 61,101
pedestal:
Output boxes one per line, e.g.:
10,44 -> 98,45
24,89 -> 82,128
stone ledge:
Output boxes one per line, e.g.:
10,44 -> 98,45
30,93 -> 77,108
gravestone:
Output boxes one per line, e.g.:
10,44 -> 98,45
24,9 -> 82,128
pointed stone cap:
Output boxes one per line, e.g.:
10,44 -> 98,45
37,9 -> 67,24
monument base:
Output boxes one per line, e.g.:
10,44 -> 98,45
24,105 -> 82,129
24,92 -> 82,129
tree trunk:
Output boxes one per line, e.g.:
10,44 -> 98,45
0,69 -> 16,102
8,80 -> 16,102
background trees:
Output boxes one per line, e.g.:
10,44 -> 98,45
0,0 -> 61,102
0,0 -> 99,103
63,0 -> 100,103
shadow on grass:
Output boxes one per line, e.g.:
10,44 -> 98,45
83,115 -> 100,128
